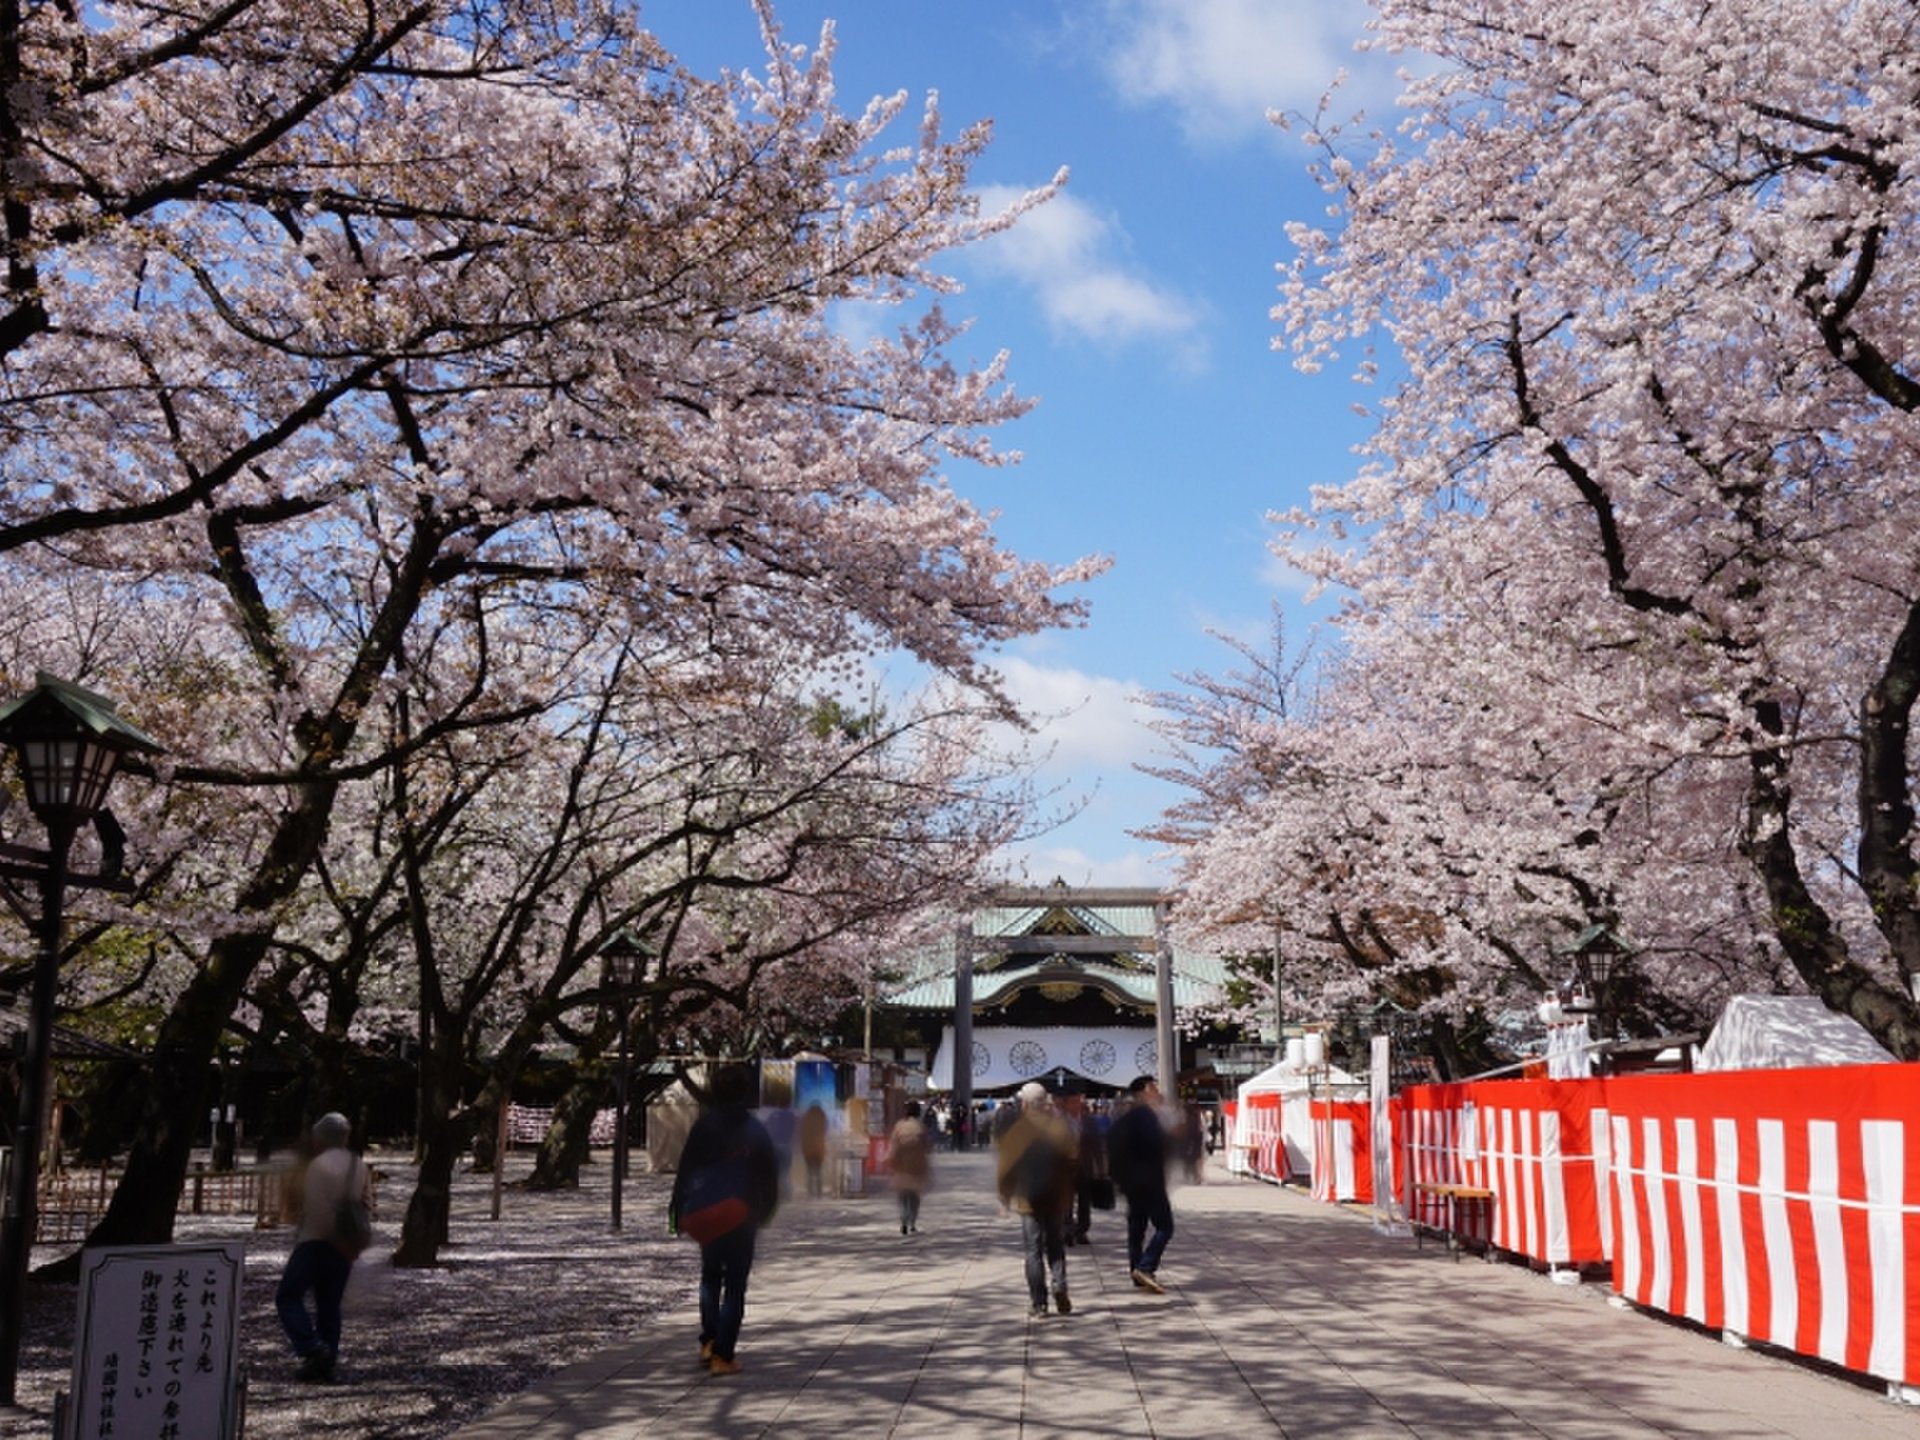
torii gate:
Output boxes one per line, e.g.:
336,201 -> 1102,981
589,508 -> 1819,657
950,885 -> 1176,1124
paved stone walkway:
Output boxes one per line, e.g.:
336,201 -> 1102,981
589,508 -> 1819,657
452,1151 -> 1919,1438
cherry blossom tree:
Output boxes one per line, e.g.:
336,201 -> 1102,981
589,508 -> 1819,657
1150,604 -> 1782,1075
369,645 -> 1036,1263
0,0 -> 1100,1249
1261,0 -> 1920,1057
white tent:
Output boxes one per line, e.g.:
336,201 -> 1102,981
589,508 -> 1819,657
1232,1060 -> 1366,1180
1236,1058 -> 1366,1097
1696,995 -> 1898,1073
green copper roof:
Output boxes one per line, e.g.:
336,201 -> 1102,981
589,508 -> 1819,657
876,896 -> 1228,1014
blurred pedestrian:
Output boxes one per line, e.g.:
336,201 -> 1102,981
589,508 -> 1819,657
1180,1103 -> 1207,1185
1063,1091 -> 1103,1246
798,1102 -> 830,1197
1108,1075 -> 1175,1294
888,1100 -> 932,1234
670,1065 -> 781,1375
275,1111 -> 373,1383
996,1081 -> 1079,1318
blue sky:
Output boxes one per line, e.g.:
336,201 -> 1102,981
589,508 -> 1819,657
645,0 -> 1400,886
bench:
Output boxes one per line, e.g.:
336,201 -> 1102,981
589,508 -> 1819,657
1412,1181 -> 1495,1261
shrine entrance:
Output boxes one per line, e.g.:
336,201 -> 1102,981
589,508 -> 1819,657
878,881 -> 1226,1122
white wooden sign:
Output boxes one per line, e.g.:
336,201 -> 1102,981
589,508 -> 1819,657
66,1242 -> 244,1440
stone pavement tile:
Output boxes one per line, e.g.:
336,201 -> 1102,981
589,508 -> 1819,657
444,1404 -> 556,1439
1014,1414 -> 1156,1440
1601,1351 -> 1919,1439
448,1360 -> 707,1440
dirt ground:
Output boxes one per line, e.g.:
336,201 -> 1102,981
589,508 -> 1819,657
1,1150 -> 699,1438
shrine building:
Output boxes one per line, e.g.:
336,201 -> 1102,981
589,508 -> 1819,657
876,881 -> 1231,1114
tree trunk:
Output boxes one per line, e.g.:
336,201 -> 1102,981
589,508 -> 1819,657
392,1028 -> 466,1267
1857,598 -> 1920,1012
1743,696 -> 1920,1060
469,1109 -> 497,1175
394,1118 -> 458,1268
50,776 -> 342,1277
46,931 -> 271,1276
525,1064 -> 609,1191
1424,1014 -> 1501,1082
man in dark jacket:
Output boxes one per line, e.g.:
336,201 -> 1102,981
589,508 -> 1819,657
1106,1074 -> 1174,1294
669,1065 -> 780,1374
1062,1090 -> 1103,1246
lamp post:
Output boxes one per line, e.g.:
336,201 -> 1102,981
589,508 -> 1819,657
0,674 -> 162,1407
1552,923 -> 1631,1078
599,930 -> 650,1233
1571,924 -> 1630,1074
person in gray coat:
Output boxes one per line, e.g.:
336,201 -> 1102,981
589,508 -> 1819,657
275,1111 -> 373,1381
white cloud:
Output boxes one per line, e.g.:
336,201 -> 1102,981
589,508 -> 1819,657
993,655 -> 1158,773
981,658 -> 1192,888
827,298 -> 892,351
973,186 -> 1206,359
1087,0 -> 1390,142
994,839 -> 1174,889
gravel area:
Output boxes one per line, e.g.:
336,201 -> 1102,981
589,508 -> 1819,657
1,1151 -> 699,1438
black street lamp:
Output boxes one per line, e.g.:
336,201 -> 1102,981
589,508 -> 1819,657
599,930 -> 652,1233
1553,923 -> 1632,1077
0,674 -> 162,1407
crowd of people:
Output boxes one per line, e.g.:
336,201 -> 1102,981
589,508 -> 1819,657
276,1072 -> 1220,1384
663,1071 -> 1215,1366
910,1091 -> 1216,1176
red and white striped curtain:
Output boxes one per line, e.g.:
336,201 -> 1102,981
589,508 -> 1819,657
1606,1066 -> 1918,1384
1396,1064 -> 1920,1389
1309,1098 -> 1379,1203
1233,1092 -> 1286,1183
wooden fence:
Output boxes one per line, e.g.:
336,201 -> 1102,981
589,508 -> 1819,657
29,1162 -> 288,1243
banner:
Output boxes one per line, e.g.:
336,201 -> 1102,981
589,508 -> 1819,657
929,1025 -> 1160,1091
1604,1064 -> 1920,1386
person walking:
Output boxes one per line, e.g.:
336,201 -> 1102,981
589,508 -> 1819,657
995,1080 -> 1078,1318
670,1065 -> 781,1376
1179,1103 -> 1208,1185
888,1100 -> 932,1234
1107,1075 -> 1175,1294
1063,1090 -> 1103,1246
798,1101 -> 830,1197
275,1111 -> 374,1382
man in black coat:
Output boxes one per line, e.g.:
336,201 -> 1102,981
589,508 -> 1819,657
669,1065 -> 780,1374
1062,1089 -> 1103,1246
1106,1074 -> 1175,1293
